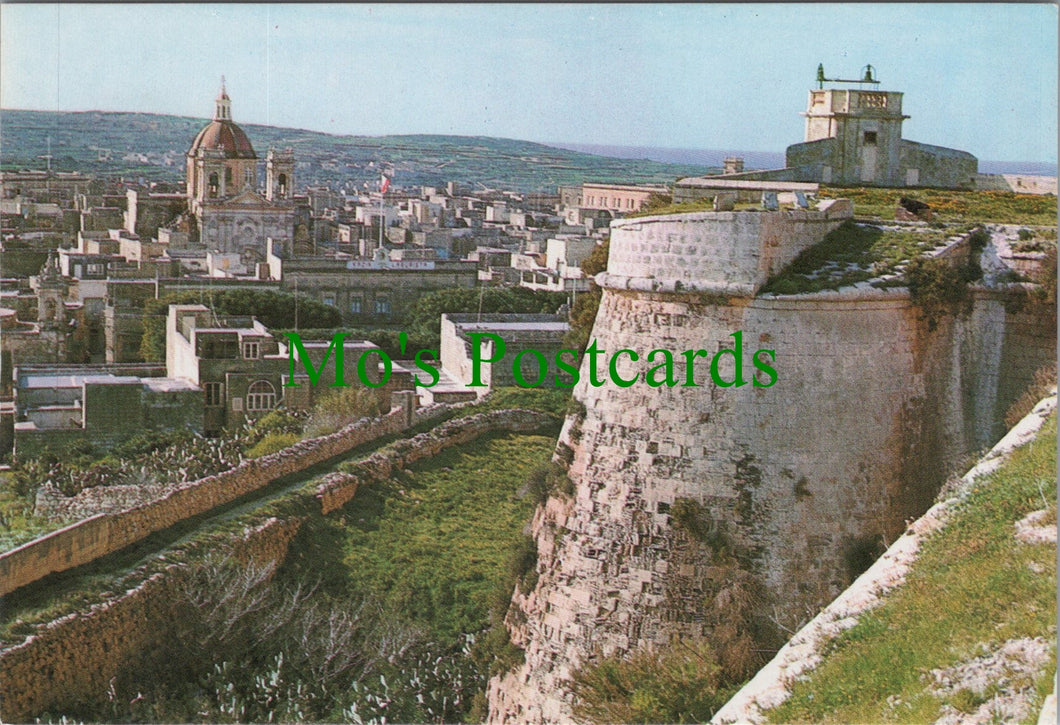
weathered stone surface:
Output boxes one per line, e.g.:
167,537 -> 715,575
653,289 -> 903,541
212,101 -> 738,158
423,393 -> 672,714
487,212 -> 1055,723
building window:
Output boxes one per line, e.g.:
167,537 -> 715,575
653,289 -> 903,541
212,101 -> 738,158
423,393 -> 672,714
350,296 -> 363,314
244,168 -> 254,187
323,294 -> 336,307
204,382 -> 224,407
243,341 -> 260,359
246,380 -> 276,412
863,131 -> 878,145
375,297 -> 391,315
278,173 -> 288,197
225,167 -> 233,185
86,263 -> 104,275
208,172 -> 219,197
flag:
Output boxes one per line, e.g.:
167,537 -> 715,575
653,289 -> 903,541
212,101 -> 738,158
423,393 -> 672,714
380,175 -> 390,194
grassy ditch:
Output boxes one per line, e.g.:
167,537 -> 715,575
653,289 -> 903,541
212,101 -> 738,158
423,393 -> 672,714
766,413 -> 1057,724
273,431 -> 556,721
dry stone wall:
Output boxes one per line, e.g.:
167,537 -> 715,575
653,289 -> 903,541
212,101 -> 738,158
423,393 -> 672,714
0,516 -> 303,721
0,406 -> 556,722
487,211 -> 1056,723
316,408 -> 557,514
0,402 -> 423,597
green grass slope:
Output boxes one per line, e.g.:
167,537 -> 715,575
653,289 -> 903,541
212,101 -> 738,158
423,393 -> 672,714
767,413 -> 1057,724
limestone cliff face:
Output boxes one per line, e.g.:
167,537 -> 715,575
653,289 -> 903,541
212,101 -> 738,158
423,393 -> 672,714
487,210 -> 1054,723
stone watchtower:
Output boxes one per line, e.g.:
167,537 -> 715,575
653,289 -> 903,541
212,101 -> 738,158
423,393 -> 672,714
801,67 -> 908,185
786,65 -> 977,188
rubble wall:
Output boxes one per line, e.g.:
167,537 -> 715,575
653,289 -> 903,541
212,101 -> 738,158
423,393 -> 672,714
0,407 -> 557,721
0,516 -> 303,721
0,405 -> 414,597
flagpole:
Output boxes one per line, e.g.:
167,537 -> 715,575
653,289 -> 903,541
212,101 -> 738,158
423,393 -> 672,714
378,173 -> 385,256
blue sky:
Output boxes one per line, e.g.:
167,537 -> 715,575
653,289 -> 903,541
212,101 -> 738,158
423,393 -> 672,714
1,3 -> 1056,163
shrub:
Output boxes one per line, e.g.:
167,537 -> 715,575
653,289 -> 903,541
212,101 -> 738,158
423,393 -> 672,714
905,256 -> 976,330
570,638 -> 731,724
246,432 -> 300,458
303,387 -> 381,438
508,535 -> 539,592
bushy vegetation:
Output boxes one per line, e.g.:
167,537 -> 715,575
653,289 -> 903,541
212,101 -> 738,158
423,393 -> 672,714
570,638 -> 735,723
564,237 -> 609,353
459,386 -> 571,422
290,432 -> 554,721
2,387 -> 384,550
54,431 -> 555,723
904,254 -> 981,330
302,387 -> 382,438
139,289 -> 344,362
767,414 -> 1057,723
402,286 -> 569,346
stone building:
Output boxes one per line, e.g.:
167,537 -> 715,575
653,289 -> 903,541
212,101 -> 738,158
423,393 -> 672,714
438,313 -> 571,395
11,363 -> 201,458
185,80 -> 297,263
165,304 -> 410,435
266,242 -> 477,325
676,67 -> 980,192
785,81 -> 978,187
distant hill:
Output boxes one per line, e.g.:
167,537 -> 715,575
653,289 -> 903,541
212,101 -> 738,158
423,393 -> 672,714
0,109 -> 718,193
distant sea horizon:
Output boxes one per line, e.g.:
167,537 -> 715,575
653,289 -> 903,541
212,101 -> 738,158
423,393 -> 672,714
548,142 -> 1059,178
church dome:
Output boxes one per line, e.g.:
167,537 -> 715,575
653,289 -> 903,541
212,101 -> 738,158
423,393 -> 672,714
188,121 -> 257,159
187,79 -> 257,159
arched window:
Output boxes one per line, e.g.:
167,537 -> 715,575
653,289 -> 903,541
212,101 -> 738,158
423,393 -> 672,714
225,167 -> 232,185
208,172 -> 219,197
278,173 -> 288,198
246,380 -> 276,412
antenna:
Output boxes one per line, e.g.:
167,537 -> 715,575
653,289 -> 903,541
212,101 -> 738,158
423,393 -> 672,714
816,63 -> 880,89
37,136 -> 54,172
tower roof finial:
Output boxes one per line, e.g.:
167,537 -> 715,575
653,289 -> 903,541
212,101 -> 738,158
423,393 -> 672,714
214,77 -> 232,121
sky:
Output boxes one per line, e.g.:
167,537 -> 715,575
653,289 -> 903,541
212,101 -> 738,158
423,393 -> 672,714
1,3 -> 1056,163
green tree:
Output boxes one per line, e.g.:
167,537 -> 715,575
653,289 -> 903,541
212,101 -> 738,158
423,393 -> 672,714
403,287 -> 568,344
139,289 -> 344,361
564,238 -> 610,352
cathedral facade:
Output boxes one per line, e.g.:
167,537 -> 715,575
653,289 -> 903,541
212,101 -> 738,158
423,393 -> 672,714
185,81 -> 296,264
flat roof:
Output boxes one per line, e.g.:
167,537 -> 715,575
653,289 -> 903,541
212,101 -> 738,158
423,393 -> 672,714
21,373 -> 134,389
675,177 -> 820,191
454,321 -> 569,332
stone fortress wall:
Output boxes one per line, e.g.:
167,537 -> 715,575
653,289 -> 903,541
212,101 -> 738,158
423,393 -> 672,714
487,209 -> 1056,722
0,407 -> 557,721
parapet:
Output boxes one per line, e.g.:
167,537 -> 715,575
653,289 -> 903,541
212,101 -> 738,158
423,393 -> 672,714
598,202 -> 852,297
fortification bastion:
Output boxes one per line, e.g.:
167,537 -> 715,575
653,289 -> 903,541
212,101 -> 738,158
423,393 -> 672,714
600,200 -> 851,296
487,206 -> 1055,723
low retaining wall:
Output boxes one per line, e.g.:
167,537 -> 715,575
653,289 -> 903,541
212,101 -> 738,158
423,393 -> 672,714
0,406 -> 558,722
0,515 -> 303,721
0,404 -> 418,598
316,408 -> 558,514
